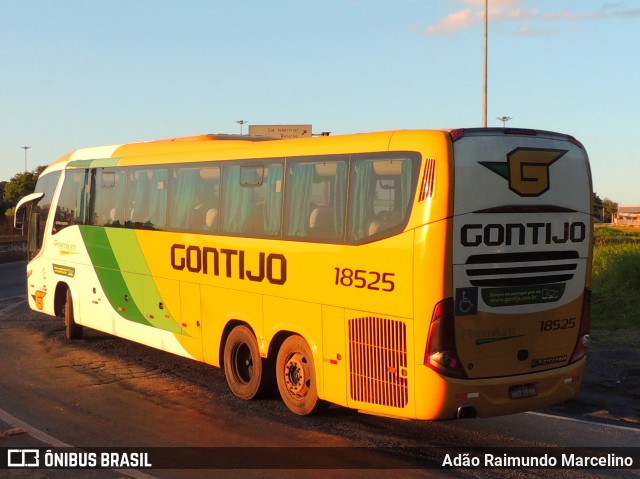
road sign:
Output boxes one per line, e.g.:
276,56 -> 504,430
248,124 -> 312,139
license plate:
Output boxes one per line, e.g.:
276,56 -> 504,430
509,383 -> 537,400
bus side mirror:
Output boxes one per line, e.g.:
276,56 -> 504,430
14,208 -> 25,230
14,192 -> 45,229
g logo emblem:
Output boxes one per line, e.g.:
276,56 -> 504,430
481,148 -> 567,197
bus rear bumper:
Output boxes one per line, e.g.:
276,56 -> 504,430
415,359 -> 585,420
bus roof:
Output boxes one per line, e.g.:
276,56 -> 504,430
47,129 -> 444,171
44,127 -> 583,173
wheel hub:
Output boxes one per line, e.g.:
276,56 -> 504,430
284,354 -> 309,397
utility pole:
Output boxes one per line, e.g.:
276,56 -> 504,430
21,146 -> 31,172
482,0 -> 488,127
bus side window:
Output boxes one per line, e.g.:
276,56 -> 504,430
93,169 -> 125,227
169,165 -> 220,232
220,161 -> 283,236
285,158 -> 347,240
348,157 -> 414,242
53,169 -> 90,234
256,163 -> 283,236
125,169 -> 168,230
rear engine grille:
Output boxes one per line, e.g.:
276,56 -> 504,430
348,317 -> 408,408
465,251 -> 579,287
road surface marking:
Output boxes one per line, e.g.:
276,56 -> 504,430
527,411 -> 640,433
0,297 -> 27,315
0,405 -> 158,479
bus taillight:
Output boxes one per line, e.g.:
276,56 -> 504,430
569,288 -> 591,364
425,298 -> 468,379
450,129 -> 465,142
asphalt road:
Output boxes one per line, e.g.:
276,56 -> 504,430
1,262 -> 639,479
0,260 -> 27,299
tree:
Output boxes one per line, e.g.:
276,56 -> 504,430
593,192 -> 618,223
2,167 -> 45,206
593,192 -> 602,220
602,197 -> 618,223
0,181 -> 7,216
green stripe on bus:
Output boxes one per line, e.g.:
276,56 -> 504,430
79,226 -> 150,326
106,228 -> 152,276
80,226 -> 181,334
107,229 -> 181,334
68,158 -> 120,169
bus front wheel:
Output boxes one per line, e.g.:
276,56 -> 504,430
276,335 -> 319,416
223,325 -> 265,400
64,288 -> 83,340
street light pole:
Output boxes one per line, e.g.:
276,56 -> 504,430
482,0 -> 488,128
497,116 -> 512,127
235,120 -> 248,135
21,146 -> 31,172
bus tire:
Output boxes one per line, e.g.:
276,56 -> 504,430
64,288 -> 83,340
223,325 -> 265,400
276,335 -> 319,416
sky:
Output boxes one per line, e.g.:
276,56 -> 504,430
1,0 -> 639,204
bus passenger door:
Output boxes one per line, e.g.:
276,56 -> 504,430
321,305 -> 347,406
178,281 -> 203,361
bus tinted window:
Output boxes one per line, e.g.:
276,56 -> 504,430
285,157 -> 347,240
220,161 -> 283,236
93,169 -> 126,227
29,170 -> 61,257
53,169 -> 90,234
125,169 -> 168,230
169,166 -> 220,232
348,156 -> 415,242
58,153 -> 417,244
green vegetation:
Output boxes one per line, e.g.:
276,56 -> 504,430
592,225 -> 640,331
1,166 -> 46,217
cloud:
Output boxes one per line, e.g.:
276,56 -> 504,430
543,2 -> 640,21
423,0 -> 537,35
421,1 -> 640,36
513,24 -> 560,37
425,8 -> 480,34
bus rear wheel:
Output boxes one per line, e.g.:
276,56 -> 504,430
64,288 -> 83,340
223,325 -> 265,400
276,335 -> 319,416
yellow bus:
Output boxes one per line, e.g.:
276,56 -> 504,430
15,128 -> 593,420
